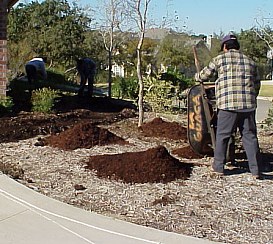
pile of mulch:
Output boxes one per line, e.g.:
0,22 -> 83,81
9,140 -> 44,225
139,117 -> 187,140
85,145 -> 193,183
39,116 -> 197,184
44,122 -> 128,150
172,145 -> 203,159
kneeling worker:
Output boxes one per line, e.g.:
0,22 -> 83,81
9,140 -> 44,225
25,57 -> 47,83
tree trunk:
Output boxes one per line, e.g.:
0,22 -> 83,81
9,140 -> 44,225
108,50 -> 112,98
133,0 -> 151,127
137,61 -> 144,126
137,33 -> 144,127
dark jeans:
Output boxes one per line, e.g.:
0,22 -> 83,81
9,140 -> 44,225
78,72 -> 95,96
25,64 -> 37,83
213,109 -> 260,175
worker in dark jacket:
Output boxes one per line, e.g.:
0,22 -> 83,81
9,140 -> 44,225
25,57 -> 47,83
195,34 -> 261,179
76,58 -> 96,96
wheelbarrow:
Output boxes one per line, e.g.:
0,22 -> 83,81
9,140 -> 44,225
187,82 -> 236,163
187,82 -> 216,155
189,46 -> 235,160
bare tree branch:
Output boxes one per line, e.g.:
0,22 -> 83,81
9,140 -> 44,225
96,0 -> 129,97
254,17 -> 273,50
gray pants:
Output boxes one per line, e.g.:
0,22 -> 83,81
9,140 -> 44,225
213,109 -> 260,175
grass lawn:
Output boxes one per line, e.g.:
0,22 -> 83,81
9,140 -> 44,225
260,85 -> 273,97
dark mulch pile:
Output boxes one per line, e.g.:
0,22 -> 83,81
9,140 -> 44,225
172,145 -> 203,159
139,117 -> 187,140
85,145 -> 193,184
41,116 -> 195,183
44,122 -> 128,150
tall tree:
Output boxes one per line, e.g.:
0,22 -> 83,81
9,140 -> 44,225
8,0 -> 92,73
120,37 -> 158,76
82,30 -> 107,70
253,17 -> 273,50
158,34 -> 192,70
238,29 -> 270,79
239,29 -> 268,63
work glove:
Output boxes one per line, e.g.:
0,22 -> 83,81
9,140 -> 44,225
194,73 -> 202,82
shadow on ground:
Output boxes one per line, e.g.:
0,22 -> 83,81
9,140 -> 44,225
223,152 -> 273,180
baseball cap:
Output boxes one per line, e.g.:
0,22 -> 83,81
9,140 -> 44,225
221,34 -> 238,50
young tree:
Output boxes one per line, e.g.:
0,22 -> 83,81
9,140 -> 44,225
96,0 -> 128,97
126,0 -> 152,126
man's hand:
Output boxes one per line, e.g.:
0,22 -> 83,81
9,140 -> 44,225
195,73 -> 202,82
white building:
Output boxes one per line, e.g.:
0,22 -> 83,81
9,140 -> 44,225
112,63 -> 125,77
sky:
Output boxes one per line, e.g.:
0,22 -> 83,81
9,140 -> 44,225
17,0 -> 273,35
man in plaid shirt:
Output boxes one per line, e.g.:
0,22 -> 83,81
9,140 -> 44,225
196,34 -> 261,179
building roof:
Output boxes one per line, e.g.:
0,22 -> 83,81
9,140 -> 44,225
8,0 -> 19,8
145,28 -> 171,40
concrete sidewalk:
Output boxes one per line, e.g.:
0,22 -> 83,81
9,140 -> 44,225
0,174 -> 220,244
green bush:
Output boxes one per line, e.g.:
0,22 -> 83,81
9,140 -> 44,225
160,68 -> 195,91
95,70 -> 108,84
112,77 -> 139,100
31,87 -> 60,113
47,69 -> 67,84
143,76 -> 175,112
0,96 -> 14,115
264,102 -> 273,128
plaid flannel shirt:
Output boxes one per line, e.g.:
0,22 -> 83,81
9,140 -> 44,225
199,49 -> 260,110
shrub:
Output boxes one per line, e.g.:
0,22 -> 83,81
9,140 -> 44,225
264,102 -> 273,129
31,87 -> 60,113
160,68 -> 195,91
47,69 -> 67,84
143,76 -> 175,112
0,96 -> 14,115
112,77 -> 139,100
95,70 -> 108,84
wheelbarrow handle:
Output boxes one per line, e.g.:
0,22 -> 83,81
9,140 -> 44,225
192,46 -> 216,150
192,46 -> 201,73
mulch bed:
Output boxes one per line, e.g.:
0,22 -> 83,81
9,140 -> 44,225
0,95 -> 199,184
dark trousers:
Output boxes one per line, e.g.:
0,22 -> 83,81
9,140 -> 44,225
213,109 -> 260,175
25,64 -> 37,83
78,73 -> 95,96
